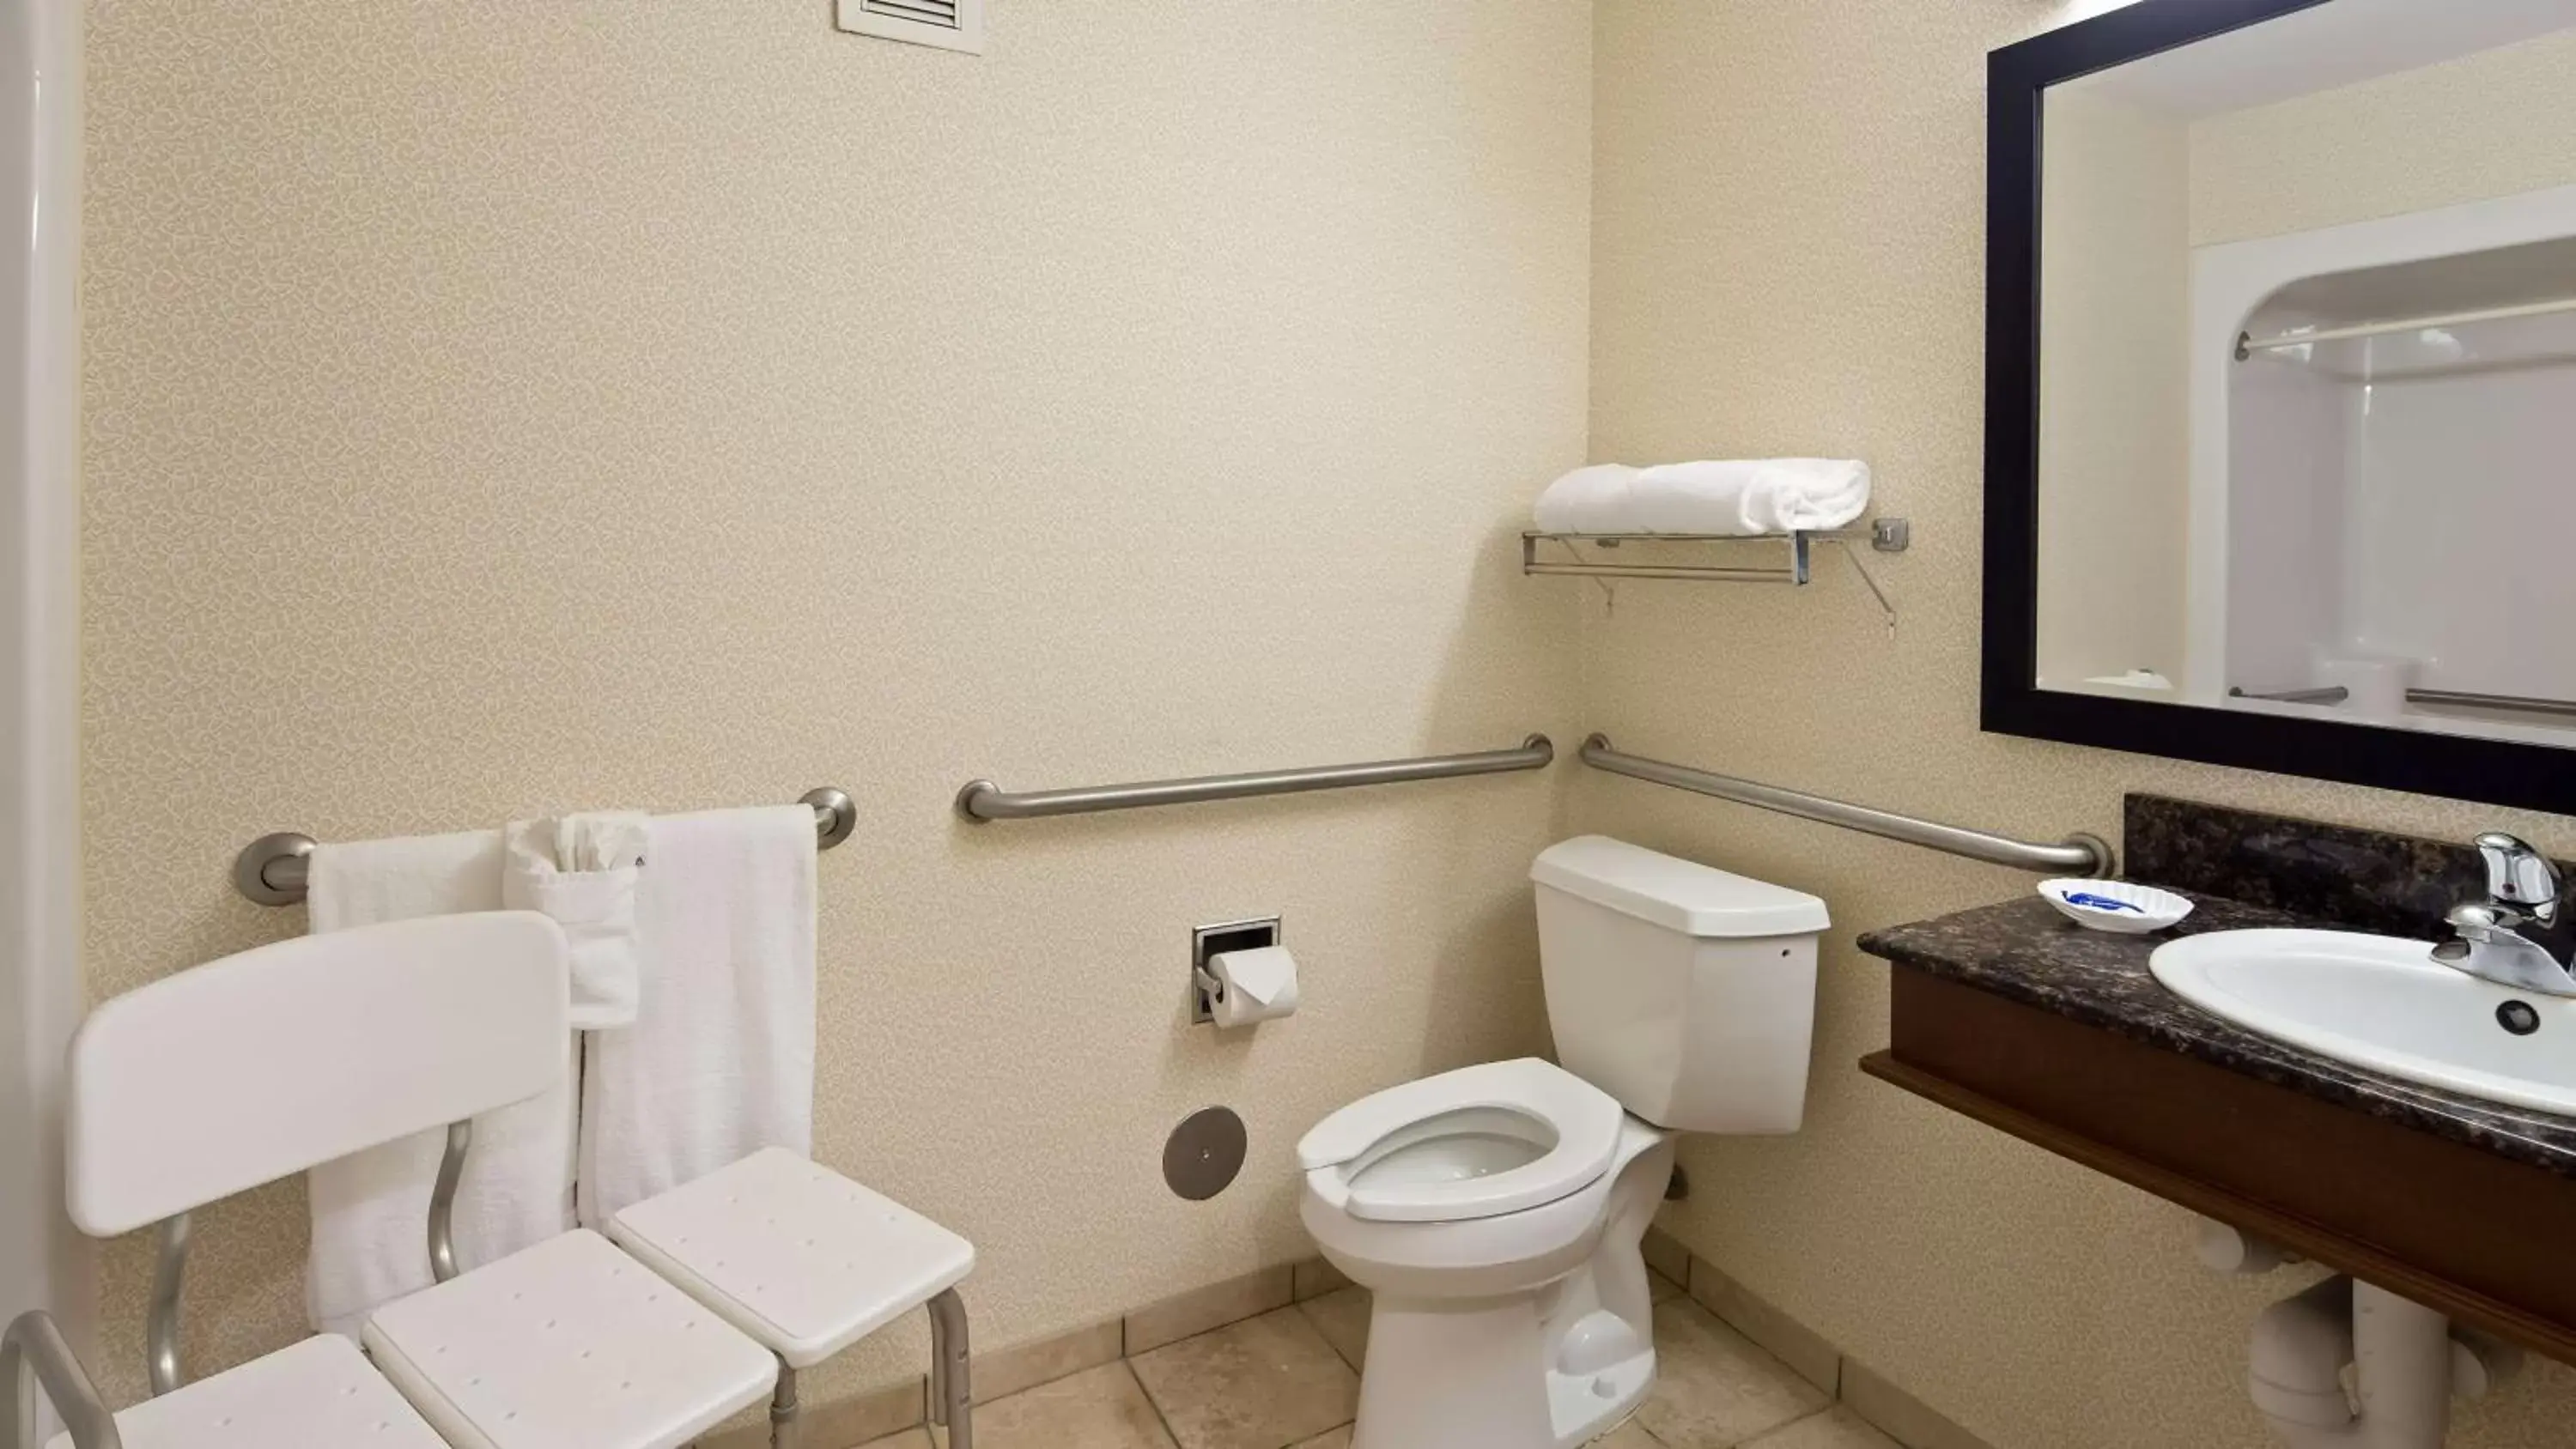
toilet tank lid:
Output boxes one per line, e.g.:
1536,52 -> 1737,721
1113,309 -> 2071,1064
1531,836 -> 1829,937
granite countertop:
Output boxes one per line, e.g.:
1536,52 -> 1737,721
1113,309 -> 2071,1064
1857,890 -> 2576,1181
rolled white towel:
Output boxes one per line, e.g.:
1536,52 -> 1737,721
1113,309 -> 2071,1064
1531,463 -> 1643,535
1631,458 -> 1870,536
503,813 -> 648,1030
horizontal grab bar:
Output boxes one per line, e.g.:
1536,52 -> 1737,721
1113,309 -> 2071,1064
232,787 -> 857,906
1578,735 -> 2112,876
956,735 -> 1555,822
2232,685 -> 2576,721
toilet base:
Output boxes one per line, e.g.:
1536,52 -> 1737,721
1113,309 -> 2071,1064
1348,1294 -> 1656,1449
1338,1126 -> 1675,1449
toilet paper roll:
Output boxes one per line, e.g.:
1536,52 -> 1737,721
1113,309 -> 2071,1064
1208,944 -> 1301,1028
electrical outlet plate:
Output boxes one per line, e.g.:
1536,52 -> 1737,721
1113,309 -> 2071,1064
1191,917 -> 1280,1025
835,0 -> 986,55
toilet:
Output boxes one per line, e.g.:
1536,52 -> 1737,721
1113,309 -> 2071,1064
1297,835 -> 1827,1449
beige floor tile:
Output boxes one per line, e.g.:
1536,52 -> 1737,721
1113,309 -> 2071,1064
1288,1430 -> 1353,1449
964,1362 -> 1176,1449
1636,1298 -> 1831,1449
854,1432 -> 936,1449
1649,1268 -> 1684,1304
1743,1408 -> 1903,1449
1129,1307 -> 1359,1449
1592,1422 -> 1663,1449
1297,1286 -> 1371,1371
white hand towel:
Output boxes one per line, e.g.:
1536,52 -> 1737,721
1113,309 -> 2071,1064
1531,463 -> 1643,534
303,830 -> 577,1337
578,805 -> 817,1227
502,813 -> 648,1030
1630,458 -> 1871,536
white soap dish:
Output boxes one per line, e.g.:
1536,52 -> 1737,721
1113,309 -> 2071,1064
2038,879 -> 2193,935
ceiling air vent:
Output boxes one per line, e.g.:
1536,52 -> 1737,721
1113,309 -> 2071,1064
836,0 -> 984,55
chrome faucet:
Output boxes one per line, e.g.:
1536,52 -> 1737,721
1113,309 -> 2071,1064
2433,833 -> 2576,997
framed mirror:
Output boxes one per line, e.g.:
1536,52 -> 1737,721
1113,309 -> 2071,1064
1984,0 -> 2576,815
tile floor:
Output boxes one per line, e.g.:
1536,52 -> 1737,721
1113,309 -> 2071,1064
858,1269 -> 1899,1449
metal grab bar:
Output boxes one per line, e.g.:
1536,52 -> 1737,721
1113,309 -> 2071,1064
233,786 -> 857,906
2233,685 -> 2576,721
957,736 -> 1555,822
4,1311 -> 121,1449
1579,735 -> 2113,876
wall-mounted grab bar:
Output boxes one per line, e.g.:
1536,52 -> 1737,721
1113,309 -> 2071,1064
2232,685 -> 2576,722
956,736 -> 1554,822
1579,735 -> 2112,876
232,786 -> 857,906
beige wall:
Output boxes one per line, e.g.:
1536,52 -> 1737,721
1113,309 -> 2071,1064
2036,91 -> 2190,691
79,0 -> 1591,1409
2190,26 -> 2576,246
1589,3 -> 2576,1447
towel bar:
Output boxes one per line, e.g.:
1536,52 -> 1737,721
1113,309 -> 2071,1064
232,787 -> 855,906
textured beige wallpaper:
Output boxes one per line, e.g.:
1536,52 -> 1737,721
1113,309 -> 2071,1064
1589,3 -> 2576,1447
79,0 -> 1591,1410
2190,26 -> 2576,247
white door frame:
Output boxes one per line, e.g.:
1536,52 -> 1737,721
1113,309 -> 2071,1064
0,0 -> 88,1383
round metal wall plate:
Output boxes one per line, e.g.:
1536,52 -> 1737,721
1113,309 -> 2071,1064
1163,1106 -> 1248,1202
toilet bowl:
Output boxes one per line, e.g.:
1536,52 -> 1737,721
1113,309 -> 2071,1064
1300,1059 -> 1675,1449
1298,837 -> 1827,1449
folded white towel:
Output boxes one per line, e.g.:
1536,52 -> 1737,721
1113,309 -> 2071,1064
577,806 -> 817,1227
1530,463 -> 1643,535
502,814 -> 648,1030
303,831 -> 577,1338
1631,458 -> 1870,536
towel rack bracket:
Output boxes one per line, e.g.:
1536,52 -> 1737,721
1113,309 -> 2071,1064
234,832 -> 317,908
801,786 -> 858,850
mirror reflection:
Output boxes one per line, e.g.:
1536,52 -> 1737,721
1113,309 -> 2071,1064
2035,0 -> 2576,747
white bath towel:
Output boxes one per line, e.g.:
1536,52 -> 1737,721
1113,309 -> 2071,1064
1630,458 -> 1870,536
502,814 -> 649,1030
577,806 -> 817,1227
1530,463 -> 1643,535
303,830 -> 578,1338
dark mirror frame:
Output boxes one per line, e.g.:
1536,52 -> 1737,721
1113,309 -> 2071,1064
1981,0 -> 2576,818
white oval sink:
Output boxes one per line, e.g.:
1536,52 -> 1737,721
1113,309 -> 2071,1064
2149,928 -> 2576,1118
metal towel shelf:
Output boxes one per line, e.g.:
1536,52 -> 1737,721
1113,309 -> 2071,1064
1580,734 -> 2112,876
232,787 -> 857,906
956,736 -> 1554,822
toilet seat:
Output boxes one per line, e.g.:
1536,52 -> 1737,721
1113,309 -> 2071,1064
1297,1058 -> 1624,1223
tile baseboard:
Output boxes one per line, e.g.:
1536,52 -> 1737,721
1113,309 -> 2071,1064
1679,1250 -> 1992,1449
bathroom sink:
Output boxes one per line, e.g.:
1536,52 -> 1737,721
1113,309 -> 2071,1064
2149,929 -> 2576,1118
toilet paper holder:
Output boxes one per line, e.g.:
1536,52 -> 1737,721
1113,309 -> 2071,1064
1191,917 -> 1281,1026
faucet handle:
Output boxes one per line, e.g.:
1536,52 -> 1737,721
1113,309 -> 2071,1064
2476,833 -> 2561,915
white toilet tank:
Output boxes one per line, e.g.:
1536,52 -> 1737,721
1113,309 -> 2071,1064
1531,836 -> 1827,1133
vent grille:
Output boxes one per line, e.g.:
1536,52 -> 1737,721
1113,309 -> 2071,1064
864,0 -> 959,29
837,0 -> 983,54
